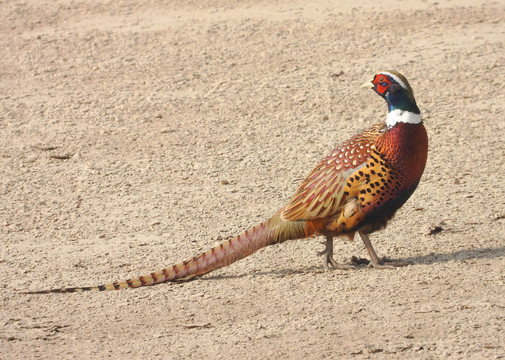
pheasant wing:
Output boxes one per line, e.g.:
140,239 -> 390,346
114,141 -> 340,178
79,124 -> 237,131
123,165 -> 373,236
281,122 -> 385,221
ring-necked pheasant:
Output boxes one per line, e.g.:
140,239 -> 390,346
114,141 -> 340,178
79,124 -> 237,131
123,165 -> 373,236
24,70 -> 428,293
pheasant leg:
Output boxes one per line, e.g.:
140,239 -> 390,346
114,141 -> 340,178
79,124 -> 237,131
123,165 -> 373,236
318,236 -> 357,270
358,231 -> 409,269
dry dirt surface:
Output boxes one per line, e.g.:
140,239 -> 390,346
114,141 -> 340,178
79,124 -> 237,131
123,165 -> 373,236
1,0 -> 505,359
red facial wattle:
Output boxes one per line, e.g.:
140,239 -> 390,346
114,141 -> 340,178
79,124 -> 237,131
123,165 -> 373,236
374,75 -> 391,94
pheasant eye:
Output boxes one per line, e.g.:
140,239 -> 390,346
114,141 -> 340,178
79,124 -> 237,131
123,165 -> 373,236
377,76 -> 388,86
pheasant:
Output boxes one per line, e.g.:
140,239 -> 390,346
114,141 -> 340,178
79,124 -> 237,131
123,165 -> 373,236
24,70 -> 428,294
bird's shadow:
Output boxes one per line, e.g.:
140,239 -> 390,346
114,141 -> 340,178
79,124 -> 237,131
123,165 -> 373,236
198,246 -> 505,282
400,246 -> 505,265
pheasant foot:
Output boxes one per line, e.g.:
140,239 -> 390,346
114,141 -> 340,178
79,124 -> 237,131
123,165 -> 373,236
358,231 -> 409,269
350,256 -> 409,268
367,258 -> 409,269
318,236 -> 358,270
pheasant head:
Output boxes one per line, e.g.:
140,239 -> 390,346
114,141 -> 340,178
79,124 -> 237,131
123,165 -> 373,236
363,71 -> 421,128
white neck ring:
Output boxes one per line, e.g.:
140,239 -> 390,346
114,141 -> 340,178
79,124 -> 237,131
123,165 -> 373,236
386,109 -> 422,128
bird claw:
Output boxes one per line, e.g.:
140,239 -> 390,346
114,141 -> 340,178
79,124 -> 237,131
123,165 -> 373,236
319,239 -> 358,270
357,231 -> 410,270
348,256 -> 409,269
321,252 -> 357,270
367,257 -> 410,269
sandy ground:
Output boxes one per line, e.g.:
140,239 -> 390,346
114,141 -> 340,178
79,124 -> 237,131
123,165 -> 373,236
1,0 -> 505,358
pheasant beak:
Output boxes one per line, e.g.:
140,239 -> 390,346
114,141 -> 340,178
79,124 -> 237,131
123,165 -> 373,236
361,78 -> 374,89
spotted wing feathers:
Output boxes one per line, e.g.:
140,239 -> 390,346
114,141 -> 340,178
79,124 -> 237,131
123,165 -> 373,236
280,122 -> 386,222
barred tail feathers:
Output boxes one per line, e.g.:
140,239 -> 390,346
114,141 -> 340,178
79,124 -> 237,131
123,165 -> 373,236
23,213 -> 316,294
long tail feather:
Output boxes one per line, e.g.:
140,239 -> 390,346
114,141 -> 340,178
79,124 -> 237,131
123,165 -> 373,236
22,212 -> 317,294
